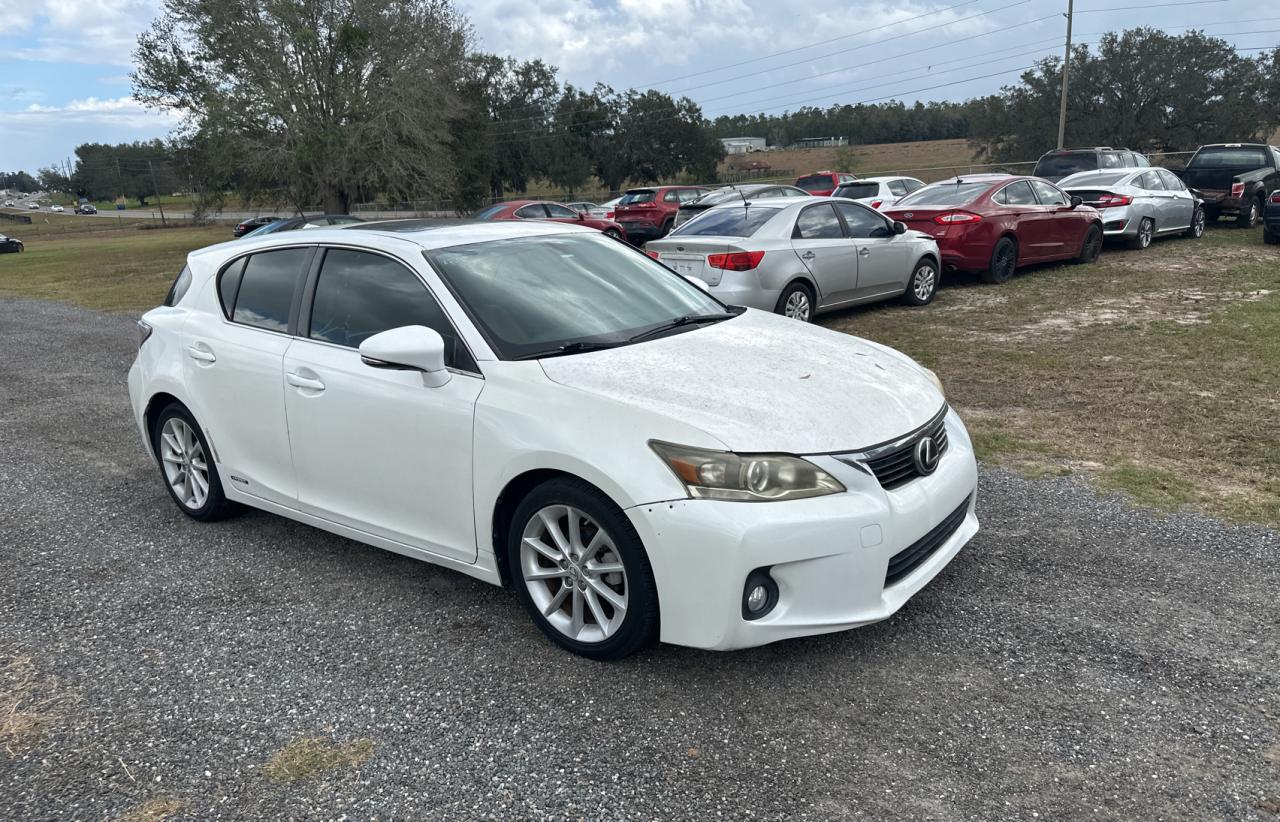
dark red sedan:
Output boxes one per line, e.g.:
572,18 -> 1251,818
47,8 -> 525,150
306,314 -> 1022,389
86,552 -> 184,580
884,175 -> 1104,284
472,200 -> 627,242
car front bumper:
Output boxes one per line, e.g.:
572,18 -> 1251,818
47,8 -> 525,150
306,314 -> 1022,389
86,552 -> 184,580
627,408 -> 979,651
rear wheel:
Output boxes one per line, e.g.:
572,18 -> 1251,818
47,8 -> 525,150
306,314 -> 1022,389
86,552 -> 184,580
1184,207 -> 1206,239
902,258 -> 939,306
1127,217 -> 1154,250
603,228 -> 623,241
775,281 -> 815,321
1237,196 -> 1261,228
1075,224 -> 1103,264
508,479 -> 659,660
660,219 -> 674,237
151,403 -> 231,521
979,237 -> 1017,284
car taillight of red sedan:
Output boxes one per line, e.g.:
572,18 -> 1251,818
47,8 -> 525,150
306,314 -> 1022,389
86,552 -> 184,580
934,212 -> 982,224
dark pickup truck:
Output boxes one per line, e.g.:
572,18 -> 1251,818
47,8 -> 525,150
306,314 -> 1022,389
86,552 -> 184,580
1180,143 -> 1280,227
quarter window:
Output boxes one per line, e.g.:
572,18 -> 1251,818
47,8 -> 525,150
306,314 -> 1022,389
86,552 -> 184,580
164,265 -> 193,307
225,248 -> 309,332
793,204 -> 845,239
308,249 -> 475,370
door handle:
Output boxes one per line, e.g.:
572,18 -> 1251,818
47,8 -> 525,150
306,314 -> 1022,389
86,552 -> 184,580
858,247 -> 871,257
800,251 -> 816,260
286,372 -> 326,392
187,345 -> 216,363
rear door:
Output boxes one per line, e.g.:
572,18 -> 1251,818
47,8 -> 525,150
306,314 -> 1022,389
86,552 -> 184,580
996,180 -> 1057,259
790,203 -> 858,305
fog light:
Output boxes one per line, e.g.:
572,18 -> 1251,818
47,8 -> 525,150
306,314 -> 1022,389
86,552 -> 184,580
741,568 -> 778,620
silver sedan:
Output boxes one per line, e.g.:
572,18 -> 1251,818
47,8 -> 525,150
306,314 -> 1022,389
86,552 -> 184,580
645,197 -> 942,321
1059,167 -> 1204,249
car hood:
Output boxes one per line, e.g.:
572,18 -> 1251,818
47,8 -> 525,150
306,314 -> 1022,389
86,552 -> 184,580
538,309 -> 944,454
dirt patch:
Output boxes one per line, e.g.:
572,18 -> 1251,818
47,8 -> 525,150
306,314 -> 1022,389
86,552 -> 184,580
262,736 -> 375,783
117,797 -> 185,822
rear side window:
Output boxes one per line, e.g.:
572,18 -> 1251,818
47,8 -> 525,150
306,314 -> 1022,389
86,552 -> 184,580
226,248 -> 309,333
308,249 -> 475,370
164,265 -> 192,307
670,206 -> 777,237
1157,169 -> 1185,190
1138,171 -> 1165,191
903,179 -> 924,193
887,180 -> 908,196
544,203 -> 577,218
793,204 -> 844,239
994,180 -> 1037,205
1029,180 -> 1068,205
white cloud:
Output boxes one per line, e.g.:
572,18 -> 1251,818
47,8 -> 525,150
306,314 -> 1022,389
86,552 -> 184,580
16,95 -> 178,127
7,0 -> 159,65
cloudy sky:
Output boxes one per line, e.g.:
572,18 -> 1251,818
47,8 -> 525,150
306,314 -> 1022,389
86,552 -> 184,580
0,0 -> 1271,173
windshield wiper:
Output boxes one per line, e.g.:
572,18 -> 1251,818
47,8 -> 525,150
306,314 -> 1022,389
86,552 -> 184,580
512,340 -> 624,360
628,313 -> 734,343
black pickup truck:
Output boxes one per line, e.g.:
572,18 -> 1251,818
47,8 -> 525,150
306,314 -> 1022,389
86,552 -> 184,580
1180,143 -> 1280,227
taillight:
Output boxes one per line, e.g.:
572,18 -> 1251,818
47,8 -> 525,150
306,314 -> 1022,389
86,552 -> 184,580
1271,192 -> 1280,204
634,202 -> 655,209
870,200 -> 883,209
934,212 -> 982,224
707,251 -> 765,271
606,211 -> 615,219
645,250 -> 660,259
1094,193 -> 1133,208
1230,182 -> 1245,198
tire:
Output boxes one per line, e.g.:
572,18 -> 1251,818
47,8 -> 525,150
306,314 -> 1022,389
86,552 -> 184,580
603,228 -> 622,241
507,478 -> 659,660
1184,207 -> 1206,239
979,237 -> 1017,284
151,402 -> 232,522
775,280 -> 815,321
1127,217 -> 1155,250
1074,223 -> 1103,264
660,219 -> 674,237
902,258 -> 939,306
1236,196 -> 1261,228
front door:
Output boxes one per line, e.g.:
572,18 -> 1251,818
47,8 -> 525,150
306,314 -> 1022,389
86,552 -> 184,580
790,203 -> 859,306
182,246 -> 313,506
834,202 -> 911,300
282,247 -> 484,563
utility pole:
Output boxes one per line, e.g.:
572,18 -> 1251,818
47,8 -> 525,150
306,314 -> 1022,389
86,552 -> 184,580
1056,0 -> 1074,150
148,160 -> 168,227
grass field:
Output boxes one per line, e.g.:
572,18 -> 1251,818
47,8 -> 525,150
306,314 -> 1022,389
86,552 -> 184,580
0,210 -> 1276,525
720,138 -> 989,184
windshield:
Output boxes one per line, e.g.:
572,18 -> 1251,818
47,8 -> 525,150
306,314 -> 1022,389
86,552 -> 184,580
618,190 -> 656,206
894,182 -> 991,207
671,206 -> 779,237
1189,147 -> 1269,168
1034,153 -> 1097,177
427,233 -> 728,359
796,174 -> 834,191
834,183 -> 879,199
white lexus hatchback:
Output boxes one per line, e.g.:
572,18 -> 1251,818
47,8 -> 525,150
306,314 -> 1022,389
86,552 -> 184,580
129,220 -> 979,659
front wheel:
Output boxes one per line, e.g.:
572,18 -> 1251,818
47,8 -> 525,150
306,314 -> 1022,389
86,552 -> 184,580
902,258 -> 939,306
151,403 -> 231,521
1185,207 -> 1206,239
603,228 -> 623,241
979,237 -> 1017,284
509,479 -> 659,660
1075,224 -> 1103,264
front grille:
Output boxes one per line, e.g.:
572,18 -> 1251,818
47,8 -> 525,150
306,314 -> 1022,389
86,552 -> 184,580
862,412 -> 949,489
884,495 -> 971,587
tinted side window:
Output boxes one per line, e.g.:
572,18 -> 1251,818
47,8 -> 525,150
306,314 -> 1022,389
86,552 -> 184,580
1157,169 -> 1185,190
164,265 -> 193,307
1029,180 -> 1068,205
218,258 -> 246,319
793,204 -> 845,239
835,203 -> 887,239
887,180 -> 908,196
308,249 -> 475,371
996,180 -> 1037,206
231,248 -> 308,333
903,179 -> 924,193
514,205 -> 545,219
544,203 -> 577,218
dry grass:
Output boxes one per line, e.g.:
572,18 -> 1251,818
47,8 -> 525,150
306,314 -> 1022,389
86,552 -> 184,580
262,736 -> 375,783
116,797 -> 185,822
821,225 -> 1280,525
1,655 -> 69,756
718,137 -> 984,184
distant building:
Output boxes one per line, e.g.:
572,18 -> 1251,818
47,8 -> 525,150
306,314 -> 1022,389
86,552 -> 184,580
791,136 -> 848,149
720,136 -> 767,155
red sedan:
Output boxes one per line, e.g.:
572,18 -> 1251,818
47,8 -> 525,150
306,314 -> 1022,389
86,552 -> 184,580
884,174 -> 1104,284
472,200 -> 627,242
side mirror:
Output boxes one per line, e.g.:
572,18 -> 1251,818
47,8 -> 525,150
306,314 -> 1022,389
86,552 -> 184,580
1069,196 -> 1083,209
892,220 -> 908,235
359,325 -> 451,387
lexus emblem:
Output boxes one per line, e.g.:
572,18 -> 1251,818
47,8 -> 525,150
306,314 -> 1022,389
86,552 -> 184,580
913,436 -> 940,475
903,212 -> 913,218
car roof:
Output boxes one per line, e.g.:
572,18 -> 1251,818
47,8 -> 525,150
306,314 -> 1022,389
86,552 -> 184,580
191,219 -> 598,260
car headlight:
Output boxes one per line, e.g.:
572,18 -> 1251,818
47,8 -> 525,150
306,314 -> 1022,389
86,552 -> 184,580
922,366 -> 944,395
650,441 -> 845,502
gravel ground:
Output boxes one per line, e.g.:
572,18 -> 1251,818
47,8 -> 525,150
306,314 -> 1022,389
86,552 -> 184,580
1,297 -> 1277,821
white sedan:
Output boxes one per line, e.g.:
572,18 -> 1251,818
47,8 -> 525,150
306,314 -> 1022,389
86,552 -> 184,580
833,176 -> 926,210
50,204 -> 64,212
128,221 -> 979,658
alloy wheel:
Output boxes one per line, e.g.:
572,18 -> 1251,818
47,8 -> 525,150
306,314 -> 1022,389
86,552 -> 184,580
994,244 -> 1016,279
520,505 -> 629,644
159,417 -> 210,510
1139,219 -> 1154,248
784,290 -> 811,321
1192,210 -> 1205,237
912,264 -> 936,301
